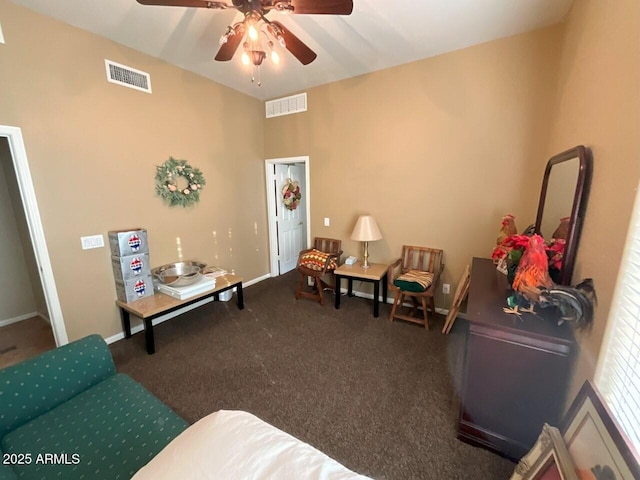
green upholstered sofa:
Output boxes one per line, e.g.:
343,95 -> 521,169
0,335 -> 188,480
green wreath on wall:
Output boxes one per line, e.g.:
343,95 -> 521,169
155,157 -> 206,207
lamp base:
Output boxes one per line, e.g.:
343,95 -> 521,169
362,241 -> 371,269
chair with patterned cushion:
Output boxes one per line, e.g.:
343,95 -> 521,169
388,245 -> 444,329
295,238 -> 343,305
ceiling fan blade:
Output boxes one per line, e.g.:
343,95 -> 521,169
271,21 -> 317,65
136,0 -> 229,8
214,27 -> 244,61
287,0 -> 353,15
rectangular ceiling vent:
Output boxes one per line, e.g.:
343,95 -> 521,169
105,60 -> 152,94
265,93 -> 307,118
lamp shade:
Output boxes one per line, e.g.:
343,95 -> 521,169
350,215 -> 383,242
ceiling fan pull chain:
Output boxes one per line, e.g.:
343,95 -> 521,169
250,63 -> 262,87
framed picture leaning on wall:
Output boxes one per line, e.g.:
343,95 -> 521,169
517,423 -> 579,480
560,381 -> 640,480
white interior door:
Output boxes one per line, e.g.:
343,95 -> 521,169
275,164 -> 306,274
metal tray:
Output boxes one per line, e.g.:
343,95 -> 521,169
152,261 -> 207,287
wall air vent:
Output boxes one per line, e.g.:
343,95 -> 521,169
105,60 -> 152,94
265,93 -> 307,118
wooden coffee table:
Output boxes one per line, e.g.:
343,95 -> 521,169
116,274 -> 243,354
334,263 -> 388,317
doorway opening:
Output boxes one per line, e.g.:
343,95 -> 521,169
0,126 -> 68,368
265,156 -> 310,276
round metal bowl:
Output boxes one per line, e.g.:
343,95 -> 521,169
152,261 -> 207,287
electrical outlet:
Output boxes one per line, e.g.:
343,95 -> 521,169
324,217 -> 330,227
81,234 -> 105,250
442,283 -> 450,294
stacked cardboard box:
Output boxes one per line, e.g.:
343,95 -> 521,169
109,228 -> 154,303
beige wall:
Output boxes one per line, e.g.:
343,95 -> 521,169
0,0 -> 266,341
4,0 -> 637,397
265,26 -> 563,307
0,138 -> 39,321
544,0 -> 640,403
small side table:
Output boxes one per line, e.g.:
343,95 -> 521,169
334,263 -> 388,317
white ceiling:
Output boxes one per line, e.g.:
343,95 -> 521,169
11,0 -> 573,100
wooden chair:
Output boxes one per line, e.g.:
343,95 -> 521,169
295,238 -> 343,305
388,246 -> 444,329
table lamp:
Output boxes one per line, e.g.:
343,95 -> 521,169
350,215 -> 383,269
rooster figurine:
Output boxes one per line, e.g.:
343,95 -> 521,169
496,214 -> 518,245
512,235 -> 553,292
517,279 -> 597,330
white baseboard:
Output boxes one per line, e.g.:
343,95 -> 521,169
0,311 -> 39,328
103,273 -> 468,346
38,311 -> 51,324
105,272 -> 272,345
244,273 -> 271,287
338,288 -> 468,321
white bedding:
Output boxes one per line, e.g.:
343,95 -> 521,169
132,410 -> 372,480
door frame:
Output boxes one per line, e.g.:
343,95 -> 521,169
265,156 -> 310,277
0,125 -> 69,346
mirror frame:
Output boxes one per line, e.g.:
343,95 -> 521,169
534,145 -> 593,285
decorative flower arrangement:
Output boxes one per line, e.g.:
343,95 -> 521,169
282,178 -> 301,210
155,157 -> 206,207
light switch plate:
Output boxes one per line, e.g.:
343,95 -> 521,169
0,21 -> 5,44
324,217 -> 330,227
81,234 -> 104,250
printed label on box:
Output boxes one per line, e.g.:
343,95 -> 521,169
128,234 -> 142,252
133,279 -> 147,297
129,257 -> 144,274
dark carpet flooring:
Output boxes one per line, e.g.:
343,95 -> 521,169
110,271 -> 515,479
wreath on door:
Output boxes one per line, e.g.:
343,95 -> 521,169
155,157 -> 206,207
282,178 -> 302,210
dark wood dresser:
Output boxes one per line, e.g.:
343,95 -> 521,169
457,257 -> 575,461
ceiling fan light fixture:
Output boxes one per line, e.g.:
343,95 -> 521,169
248,23 -> 259,41
251,50 -> 267,66
266,23 -> 287,48
274,2 -> 294,13
267,41 -> 280,64
219,26 -> 234,45
241,51 -> 250,65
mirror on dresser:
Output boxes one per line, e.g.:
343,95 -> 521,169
534,146 -> 593,285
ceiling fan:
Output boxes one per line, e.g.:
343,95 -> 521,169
136,0 -> 354,67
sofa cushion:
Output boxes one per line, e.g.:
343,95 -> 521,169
0,334 -> 116,439
0,446 -> 18,480
1,373 -> 188,480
